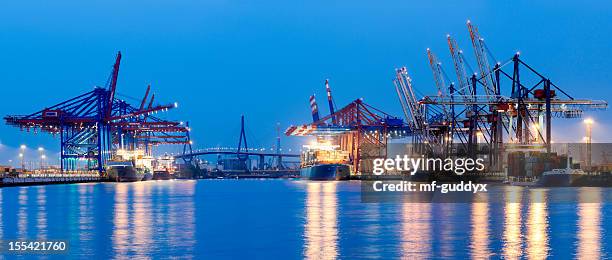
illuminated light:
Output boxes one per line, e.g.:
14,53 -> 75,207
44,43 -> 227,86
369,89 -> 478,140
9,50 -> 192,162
20,144 -> 26,149
583,118 -> 594,125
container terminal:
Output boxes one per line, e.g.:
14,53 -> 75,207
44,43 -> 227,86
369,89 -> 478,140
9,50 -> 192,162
2,21 -> 611,186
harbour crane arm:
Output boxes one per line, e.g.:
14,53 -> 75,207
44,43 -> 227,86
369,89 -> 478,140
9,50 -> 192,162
447,35 -> 469,95
106,51 -> 122,119
309,95 -> 320,122
427,48 -> 447,98
467,20 -> 496,96
139,84 -> 151,111
325,79 -> 337,124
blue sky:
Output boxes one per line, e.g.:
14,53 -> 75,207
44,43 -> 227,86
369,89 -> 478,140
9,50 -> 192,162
1,1 -> 611,166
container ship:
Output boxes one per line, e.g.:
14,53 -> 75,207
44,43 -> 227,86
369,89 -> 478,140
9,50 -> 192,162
107,161 -> 145,182
300,140 -> 350,180
537,168 -> 585,187
106,149 -> 153,182
153,154 -> 175,180
537,168 -> 612,187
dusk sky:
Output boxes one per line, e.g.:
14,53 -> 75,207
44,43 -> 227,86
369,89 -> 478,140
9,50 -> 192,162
1,1 -> 611,166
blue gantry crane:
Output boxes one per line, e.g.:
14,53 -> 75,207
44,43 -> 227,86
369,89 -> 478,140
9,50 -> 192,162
4,52 -> 191,174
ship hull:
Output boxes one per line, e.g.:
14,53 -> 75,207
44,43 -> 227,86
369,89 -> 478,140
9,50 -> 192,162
153,170 -> 172,180
142,172 -> 153,181
107,166 -> 145,182
537,174 -> 580,187
300,164 -> 350,181
538,172 -> 612,187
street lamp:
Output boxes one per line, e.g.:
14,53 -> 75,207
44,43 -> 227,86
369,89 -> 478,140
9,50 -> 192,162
583,118 -> 594,169
41,154 -> 46,172
19,153 -> 24,171
38,147 -> 44,170
19,145 -> 26,170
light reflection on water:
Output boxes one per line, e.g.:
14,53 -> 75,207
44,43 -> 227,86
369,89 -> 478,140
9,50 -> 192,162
112,183 -> 130,257
503,187 -> 524,259
470,195 -> 490,259
577,188 -> 602,259
0,181 -> 607,258
17,188 -> 28,239
401,202 -> 431,258
526,189 -> 549,260
304,182 -> 338,260
36,186 -> 47,240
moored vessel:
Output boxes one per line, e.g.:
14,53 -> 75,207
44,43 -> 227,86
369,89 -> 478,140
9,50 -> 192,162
153,154 -> 176,180
142,170 -> 153,181
300,140 -> 351,180
107,161 -> 146,182
153,170 -> 172,180
106,149 -> 152,182
537,168 -> 585,187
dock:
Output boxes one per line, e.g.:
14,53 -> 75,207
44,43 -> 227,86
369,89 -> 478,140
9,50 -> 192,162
1,173 -> 103,187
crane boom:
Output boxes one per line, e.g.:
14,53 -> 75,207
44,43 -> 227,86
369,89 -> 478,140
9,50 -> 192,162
325,79 -> 337,124
394,67 -> 424,131
447,35 -> 469,95
427,48 -> 447,98
309,95 -> 320,122
427,48 -> 450,119
467,20 -> 496,95
139,84 -> 151,111
106,51 -> 122,119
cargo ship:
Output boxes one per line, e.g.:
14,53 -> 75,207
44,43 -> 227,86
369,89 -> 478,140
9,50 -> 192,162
300,140 -> 350,180
153,170 -> 172,180
107,160 -> 146,182
537,168 -> 585,187
106,149 -> 153,182
153,154 -> 175,180
142,169 -> 153,181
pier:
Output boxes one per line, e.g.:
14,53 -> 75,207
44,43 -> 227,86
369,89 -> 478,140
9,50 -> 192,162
1,172 -> 103,187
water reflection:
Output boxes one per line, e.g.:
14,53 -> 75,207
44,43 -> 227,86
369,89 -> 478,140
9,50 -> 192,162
401,202 -> 431,259
18,188 -> 28,238
304,182 -> 339,260
167,181 -> 196,258
0,181 -> 608,259
132,182 -> 152,256
470,196 -> 490,259
502,187 -> 523,259
437,203 -> 456,258
112,184 -> 130,257
576,188 -> 602,259
36,186 -> 47,239
78,184 -> 94,255
0,189 -> 3,239
527,189 -> 548,260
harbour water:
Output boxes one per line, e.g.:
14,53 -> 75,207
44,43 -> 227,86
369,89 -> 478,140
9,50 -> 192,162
0,180 -> 609,259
